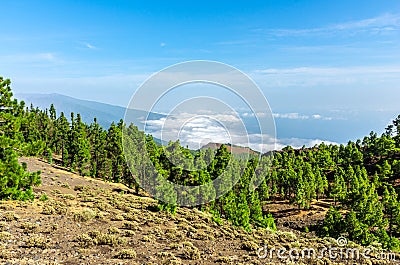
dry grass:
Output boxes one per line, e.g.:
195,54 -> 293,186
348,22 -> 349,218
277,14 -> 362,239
1,211 -> 19,221
25,236 -> 50,249
115,249 -> 137,259
73,208 -> 97,222
181,241 -> 200,260
20,221 -> 39,232
241,241 -> 259,251
123,221 -> 141,231
0,232 -> 12,241
76,230 -> 126,247
0,221 -> 7,231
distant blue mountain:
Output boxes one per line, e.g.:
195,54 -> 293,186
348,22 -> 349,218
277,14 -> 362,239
15,93 -> 165,129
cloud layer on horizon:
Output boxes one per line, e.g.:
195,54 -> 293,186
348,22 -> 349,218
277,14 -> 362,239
143,112 -> 339,152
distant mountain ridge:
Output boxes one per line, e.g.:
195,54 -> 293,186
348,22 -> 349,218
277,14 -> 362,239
201,142 -> 259,156
15,93 -> 164,129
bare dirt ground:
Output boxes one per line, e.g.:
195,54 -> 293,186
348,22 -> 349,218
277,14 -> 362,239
0,157 -> 397,264
266,199 -> 331,235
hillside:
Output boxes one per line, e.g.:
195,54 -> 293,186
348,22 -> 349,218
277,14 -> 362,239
3,78 -> 400,264
0,157 -> 396,265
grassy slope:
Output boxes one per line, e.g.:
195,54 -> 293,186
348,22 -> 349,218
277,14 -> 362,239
0,157 -> 397,265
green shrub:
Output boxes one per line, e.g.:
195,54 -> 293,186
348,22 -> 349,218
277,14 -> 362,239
39,193 -> 49,201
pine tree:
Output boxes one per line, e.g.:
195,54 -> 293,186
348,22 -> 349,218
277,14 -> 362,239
106,120 -> 125,182
321,206 -> 345,238
0,136 -> 41,200
234,192 -> 251,231
379,160 -> 393,182
156,173 -> 177,214
89,117 -> 107,178
208,144 -> 231,180
355,183 -> 385,232
55,112 -> 70,166
303,163 -> 316,208
75,114 -> 91,175
49,104 -> 56,121
382,186 -> 399,237
314,167 -> 328,200
209,145 -> 233,197
392,115 -> 400,147
347,165 -> 360,204
345,210 -> 370,244
331,168 -> 347,204
123,124 -> 154,193
295,172 -> 306,209
0,77 -> 41,200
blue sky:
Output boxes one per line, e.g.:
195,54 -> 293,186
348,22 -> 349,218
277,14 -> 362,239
2,0 -> 400,147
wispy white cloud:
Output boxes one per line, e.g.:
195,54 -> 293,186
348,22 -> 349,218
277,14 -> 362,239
312,114 -> 322,120
76,41 -> 98,50
0,52 -> 58,63
267,13 -> 400,37
241,111 -> 333,120
85,43 -> 97,49
273,112 -> 308,120
333,13 -> 400,31
273,112 -> 333,121
241,112 -> 268,118
215,40 -> 252,46
253,65 -> 400,87
256,65 -> 400,75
